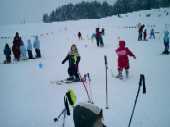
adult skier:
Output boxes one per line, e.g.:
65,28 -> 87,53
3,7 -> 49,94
62,44 -> 81,81
12,32 -> 22,61
138,24 -> 145,41
116,40 -> 136,79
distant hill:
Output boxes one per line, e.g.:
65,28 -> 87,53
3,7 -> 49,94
42,0 -> 170,23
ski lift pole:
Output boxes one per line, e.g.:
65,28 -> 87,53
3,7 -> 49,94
128,74 -> 146,127
104,55 -> 109,109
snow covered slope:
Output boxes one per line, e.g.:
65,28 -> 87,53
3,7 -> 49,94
0,8 -> 170,127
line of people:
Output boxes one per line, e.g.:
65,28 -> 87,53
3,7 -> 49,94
3,32 -> 42,64
138,23 -> 169,54
78,27 -> 105,47
138,23 -> 156,41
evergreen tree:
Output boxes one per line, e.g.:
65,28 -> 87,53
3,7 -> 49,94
43,14 -> 49,23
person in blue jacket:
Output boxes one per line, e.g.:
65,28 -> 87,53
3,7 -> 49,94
162,29 -> 169,54
27,39 -> 33,59
20,40 -> 27,60
3,43 -> 11,64
149,28 -> 155,39
33,36 -> 41,58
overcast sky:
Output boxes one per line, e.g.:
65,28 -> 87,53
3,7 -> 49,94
0,0 -> 117,26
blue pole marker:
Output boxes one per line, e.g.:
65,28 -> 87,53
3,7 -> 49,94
38,63 -> 43,69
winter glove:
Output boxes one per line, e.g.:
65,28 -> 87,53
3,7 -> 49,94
62,60 -> 65,64
133,56 -> 136,59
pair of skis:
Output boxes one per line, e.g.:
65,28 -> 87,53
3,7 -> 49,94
50,73 -> 94,103
50,79 -> 79,85
50,73 -> 88,85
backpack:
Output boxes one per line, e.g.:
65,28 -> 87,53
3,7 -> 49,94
64,89 -> 77,115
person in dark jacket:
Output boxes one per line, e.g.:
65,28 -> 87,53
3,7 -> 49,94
12,32 -> 22,61
95,28 -> 104,47
62,44 -> 81,81
73,102 -> 106,127
138,24 -> 145,41
78,32 -> 83,40
3,43 -> 11,64
162,29 -> 169,54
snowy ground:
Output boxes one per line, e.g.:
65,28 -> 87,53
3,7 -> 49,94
0,8 -> 170,127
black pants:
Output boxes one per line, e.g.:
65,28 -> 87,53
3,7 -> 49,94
28,50 -> 33,59
96,36 -> 104,47
163,42 -> 169,54
164,42 -> 169,51
138,32 -> 143,41
5,56 -> 11,64
68,65 -> 79,79
35,49 -> 41,58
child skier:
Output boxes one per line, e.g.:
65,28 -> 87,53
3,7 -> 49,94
78,32 -> 83,40
116,40 -> 136,79
27,39 -> 33,59
33,36 -> 41,58
143,29 -> 147,41
3,43 -> 11,64
62,44 -> 81,81
95,28 -> 104,47
20,40 -> 27,60
162,29 -> 169,54
149,28 -> 155,39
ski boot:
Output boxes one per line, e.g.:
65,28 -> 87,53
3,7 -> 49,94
73,77 -> 81,82
125,69 -> 129,78
116,71 -> 123,80
66,76 -> 74,81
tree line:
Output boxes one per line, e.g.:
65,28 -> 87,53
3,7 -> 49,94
43,0 -> 170,23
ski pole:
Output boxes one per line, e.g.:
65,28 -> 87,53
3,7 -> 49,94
54,108 -> 66,122
104,55 -> 109,109
62,110 -> 67,127
79,73 -> 93,103
128,74 -> 146,127
87,73 -> 94,104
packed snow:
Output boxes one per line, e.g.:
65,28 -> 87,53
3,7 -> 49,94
0,8 -> 170,127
